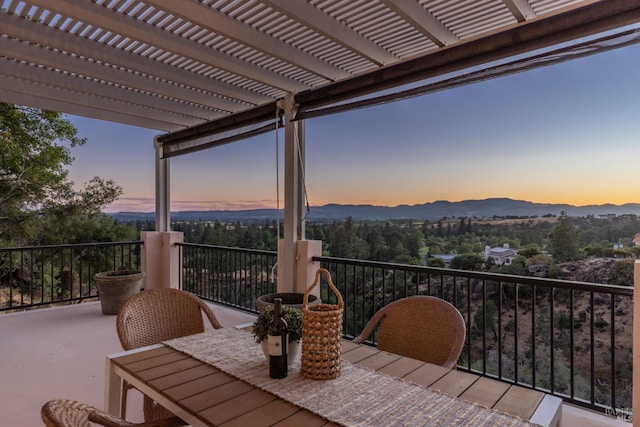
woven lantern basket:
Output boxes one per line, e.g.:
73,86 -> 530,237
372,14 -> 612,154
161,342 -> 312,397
301,268 -> 344,380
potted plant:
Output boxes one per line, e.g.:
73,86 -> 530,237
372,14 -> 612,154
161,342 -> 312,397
93,269 -> 144,315
252,305 -> 303,364
255,292 -> 320,313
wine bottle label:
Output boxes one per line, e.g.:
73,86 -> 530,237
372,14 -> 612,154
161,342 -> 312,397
268,334 -> 281,356
268,333 -> 288,356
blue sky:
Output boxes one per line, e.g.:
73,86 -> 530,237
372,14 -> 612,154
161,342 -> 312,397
67,42 -> 640,213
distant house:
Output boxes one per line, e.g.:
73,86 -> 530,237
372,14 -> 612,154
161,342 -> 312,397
431,254 -> 456,268
598,214 -> 617,219
633,233 -> 640,246
484,244 -> 518,266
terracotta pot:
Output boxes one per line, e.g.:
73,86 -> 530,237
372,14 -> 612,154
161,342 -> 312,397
255,292 -> 319,313
94,270 -> 144,315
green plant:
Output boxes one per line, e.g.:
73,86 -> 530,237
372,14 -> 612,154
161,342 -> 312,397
252,306 -> 303,343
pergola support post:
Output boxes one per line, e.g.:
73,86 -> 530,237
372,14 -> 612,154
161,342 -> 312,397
278,94 -> 304,293
633,259 -> 640,427
276,95 -> 322,298
154,137 -> 170,232
141,231 -> 184,290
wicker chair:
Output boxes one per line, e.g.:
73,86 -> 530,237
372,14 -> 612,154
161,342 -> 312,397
352,296 -> 466,369
41,399 -> 185,427
116,288 -> 222,422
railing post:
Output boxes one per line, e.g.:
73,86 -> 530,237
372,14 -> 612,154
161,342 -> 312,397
141,231 -> 184,289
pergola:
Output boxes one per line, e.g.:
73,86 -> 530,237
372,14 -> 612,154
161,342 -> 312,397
2,0 -> 640,293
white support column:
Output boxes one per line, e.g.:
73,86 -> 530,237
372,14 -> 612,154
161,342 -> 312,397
141,231 -> 184,289
633,260 -> 640,427
295,240 -> 322,296
279,94 -> 305,293
154,137 -> 170,232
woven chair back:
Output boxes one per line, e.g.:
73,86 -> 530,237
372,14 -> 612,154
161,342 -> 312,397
355,296 -> 465,369
117,288 -> 221,351
41,399 -> 184,427
42,399 -> 94,427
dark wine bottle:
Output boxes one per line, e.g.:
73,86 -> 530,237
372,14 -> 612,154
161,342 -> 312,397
268,298 -> 288,378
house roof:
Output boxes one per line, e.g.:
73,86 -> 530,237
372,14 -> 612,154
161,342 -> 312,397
488,247 -> 517,255
2,1 -> 640,155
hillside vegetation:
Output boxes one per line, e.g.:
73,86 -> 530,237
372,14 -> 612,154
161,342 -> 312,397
150,212 -> 640,286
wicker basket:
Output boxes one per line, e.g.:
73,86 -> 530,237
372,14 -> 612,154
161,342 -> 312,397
300,268 -> 344,380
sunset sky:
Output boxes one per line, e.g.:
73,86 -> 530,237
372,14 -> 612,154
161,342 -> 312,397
67,42 -> 640,213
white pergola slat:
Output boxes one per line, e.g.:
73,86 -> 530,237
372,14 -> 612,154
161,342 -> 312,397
4,0 -> 638,134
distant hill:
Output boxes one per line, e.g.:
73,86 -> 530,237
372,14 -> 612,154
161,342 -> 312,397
108,198 -> 640,222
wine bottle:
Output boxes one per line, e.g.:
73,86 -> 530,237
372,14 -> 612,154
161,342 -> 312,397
268,298 -> 288,378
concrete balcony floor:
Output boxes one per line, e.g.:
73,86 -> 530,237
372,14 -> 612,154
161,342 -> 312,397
1,301 -> 630,427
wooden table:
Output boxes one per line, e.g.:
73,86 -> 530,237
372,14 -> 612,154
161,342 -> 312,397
105,332 -> 561,427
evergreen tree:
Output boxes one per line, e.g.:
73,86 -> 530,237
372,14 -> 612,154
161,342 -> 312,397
548,211 -> 581,262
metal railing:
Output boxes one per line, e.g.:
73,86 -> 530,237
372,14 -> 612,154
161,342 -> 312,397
177,242 -> 277,312
4,240 -> 632,414
0,241 -> 142,312
175,243 -> 633,413
314,255 -> 634,414
176,243 -> 633,413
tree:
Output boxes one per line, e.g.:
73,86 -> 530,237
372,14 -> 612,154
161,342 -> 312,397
426,257 -> 446,268
450,253 -> 484,271
548,211 -> 581,262
518,244 -> 541,259
403,229 -> 424,259
1,103 -> 125,245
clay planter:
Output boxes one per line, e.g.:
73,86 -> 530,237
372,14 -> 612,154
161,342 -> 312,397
252,304 -> 303,366
255,292 -> 319,313
94,270 -> 144,315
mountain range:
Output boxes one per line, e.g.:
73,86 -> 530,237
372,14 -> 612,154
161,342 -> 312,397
108,198 -> 640,223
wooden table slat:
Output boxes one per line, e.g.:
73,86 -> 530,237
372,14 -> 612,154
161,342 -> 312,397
340,341 -> 359,353
353,350 -> 403,370
198,388 -> 276,426
429,369 -> 480,397
493,385 -> 545,420
220,398 -> 300,427
149,363 -> 220,390
137,357 -> 205,381
180,379 -> 255,413
163,371 -> 236,401
402,362 -> 450,387
114,346 -> 175,364
459,376 -> 511,408
271,409 -> 329,427
107,338 -> 559,426
377,356 -> 424,377
124,351 -> 189,372
340,344 -> 379,363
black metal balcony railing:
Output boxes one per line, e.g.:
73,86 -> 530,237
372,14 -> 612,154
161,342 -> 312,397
0,242 -> 142,312
314,256 -> 634,415
177,243 -> 633,415
2,241 -> 633,416
177,242 -> 277,312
